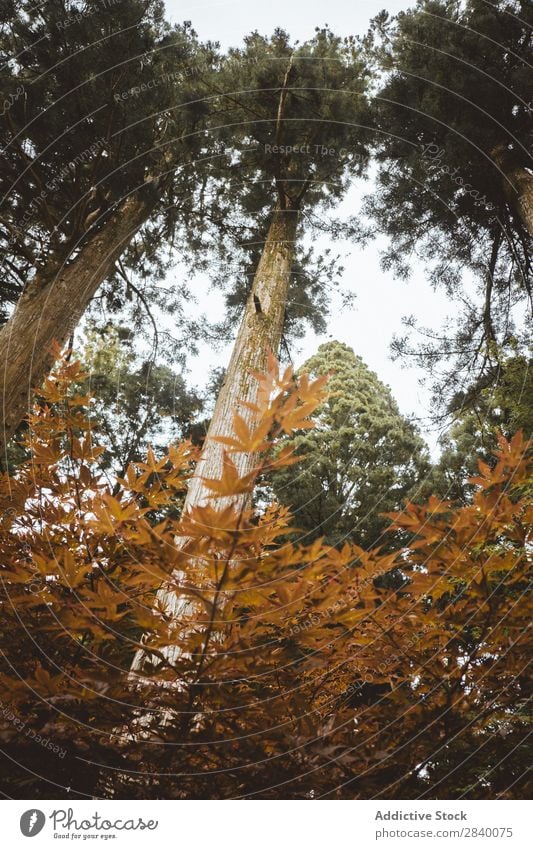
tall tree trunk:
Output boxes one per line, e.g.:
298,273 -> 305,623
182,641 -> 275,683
0,192 -> 153,458
131,203 -> 299,671
492,145 -> 533,238
512,168 -> 533,239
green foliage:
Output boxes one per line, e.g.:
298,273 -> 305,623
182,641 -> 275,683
366,0 -> 532,263
270,341 -> 429,547
1,7 -> 531,802
78,324 -> 204,476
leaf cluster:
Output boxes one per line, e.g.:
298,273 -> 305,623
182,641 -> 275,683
0,355 -> 530,799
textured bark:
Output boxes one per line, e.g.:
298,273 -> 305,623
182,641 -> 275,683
131,204 -> 299,671
0,192 -> 152,458
185,205 -> 299,511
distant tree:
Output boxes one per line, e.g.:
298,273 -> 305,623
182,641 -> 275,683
270,341 -> 429,548
363,0 -> 532,407
175,27 -> 372,513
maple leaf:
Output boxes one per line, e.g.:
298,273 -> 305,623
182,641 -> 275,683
201,452 -> 259,498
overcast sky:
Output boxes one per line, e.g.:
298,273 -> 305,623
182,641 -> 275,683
165,0 -> 410,46
162,0 -> 455,454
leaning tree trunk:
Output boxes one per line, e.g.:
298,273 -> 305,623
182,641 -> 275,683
0,192 -> 153,458
131,203 -> 299,672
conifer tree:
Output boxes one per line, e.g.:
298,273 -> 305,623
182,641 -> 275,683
78,324 -> 204,478
426,351 -> 533,502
